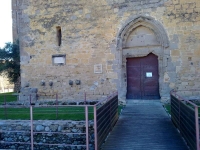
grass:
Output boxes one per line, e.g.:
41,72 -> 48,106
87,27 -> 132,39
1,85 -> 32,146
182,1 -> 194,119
0,92 -> 124,120
118,105 -> 123,114
164,104 -> 171,115
0,107 -> 93,120
0,92 -> 17,104
0,105 -> 123,120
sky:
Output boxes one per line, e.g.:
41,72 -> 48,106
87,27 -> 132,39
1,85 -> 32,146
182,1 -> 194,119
0,0 -> 12,48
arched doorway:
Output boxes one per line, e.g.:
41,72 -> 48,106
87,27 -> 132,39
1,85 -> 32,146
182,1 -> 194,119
116,15 -> 169,102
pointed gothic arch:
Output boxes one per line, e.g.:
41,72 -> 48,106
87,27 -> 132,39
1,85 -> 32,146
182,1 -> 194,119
116,15 -> 170,102
117,15 -> 169,50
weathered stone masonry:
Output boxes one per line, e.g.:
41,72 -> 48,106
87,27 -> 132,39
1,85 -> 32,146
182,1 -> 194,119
12,0 -> 200,103
0,120 -> 94,150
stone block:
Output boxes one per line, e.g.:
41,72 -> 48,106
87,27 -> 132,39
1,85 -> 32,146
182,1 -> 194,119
19,88 -> 38,102
171,50 -> 180,56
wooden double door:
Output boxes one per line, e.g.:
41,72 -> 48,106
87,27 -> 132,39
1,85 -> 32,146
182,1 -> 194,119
126,53 -> 160,99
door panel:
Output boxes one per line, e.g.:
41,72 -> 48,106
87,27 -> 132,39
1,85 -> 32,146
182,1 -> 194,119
126,53 -> 160,99
127,66 -> 141,99
143,65 -> 159,99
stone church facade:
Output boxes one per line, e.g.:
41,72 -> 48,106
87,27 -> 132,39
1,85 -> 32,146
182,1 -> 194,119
12,0 -> 200,103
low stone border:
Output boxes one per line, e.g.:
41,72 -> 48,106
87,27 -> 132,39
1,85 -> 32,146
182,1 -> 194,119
0,100 -> 99,108
0,120 -> 94,150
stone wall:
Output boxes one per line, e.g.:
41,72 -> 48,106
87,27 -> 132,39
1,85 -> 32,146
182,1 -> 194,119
12,0 -> 200,102
0,120 -> 94,150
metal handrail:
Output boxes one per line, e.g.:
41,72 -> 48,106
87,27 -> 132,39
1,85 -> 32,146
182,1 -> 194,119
171,90 -> 200,150
171,90 -> 199,107
93,92 -> 118,150
0,91 -> 119,150
94,91 -> 117,106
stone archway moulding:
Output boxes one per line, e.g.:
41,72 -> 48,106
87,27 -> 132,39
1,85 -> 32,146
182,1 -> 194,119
116,15 -> 170,102
117,15 -> 169,50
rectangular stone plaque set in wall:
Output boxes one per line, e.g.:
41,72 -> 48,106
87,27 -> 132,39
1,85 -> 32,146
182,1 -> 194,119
94,64 -> 102,74
52,55 -> 66,65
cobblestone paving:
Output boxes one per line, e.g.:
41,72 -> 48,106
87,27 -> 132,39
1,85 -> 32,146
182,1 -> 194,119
101,100 -> 188,150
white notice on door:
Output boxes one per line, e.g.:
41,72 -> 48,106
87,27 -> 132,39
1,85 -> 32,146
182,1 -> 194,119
146,72 -> 153,77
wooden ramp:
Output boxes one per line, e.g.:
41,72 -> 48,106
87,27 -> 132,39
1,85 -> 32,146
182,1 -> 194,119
101,100 -> 188,150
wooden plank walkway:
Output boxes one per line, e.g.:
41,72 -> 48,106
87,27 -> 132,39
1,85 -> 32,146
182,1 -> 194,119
101,100 -> 188,150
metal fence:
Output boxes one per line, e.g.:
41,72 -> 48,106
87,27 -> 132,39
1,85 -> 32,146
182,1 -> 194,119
94,93 -> 118,149
171,91 -> 200,150
0,92 -> 118,150
0,93 -> 19,105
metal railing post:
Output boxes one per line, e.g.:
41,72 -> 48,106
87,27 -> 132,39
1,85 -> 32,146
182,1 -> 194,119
4,95 -> 7,119
195,106 -> 200,150
30,104 -> 34,150
178,99 -> 180,129
109,99 -> 111,131
94,106 -> 98,150
85,106 -> 89,150
84,92 -> 86,105
56,93 -> 58,119
30,95 -> 32,104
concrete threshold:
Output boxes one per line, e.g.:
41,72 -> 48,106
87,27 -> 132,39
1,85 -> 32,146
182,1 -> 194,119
126,99 -> 161,104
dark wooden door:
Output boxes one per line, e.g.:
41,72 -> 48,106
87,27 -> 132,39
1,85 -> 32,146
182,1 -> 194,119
126,53 -> 160,99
